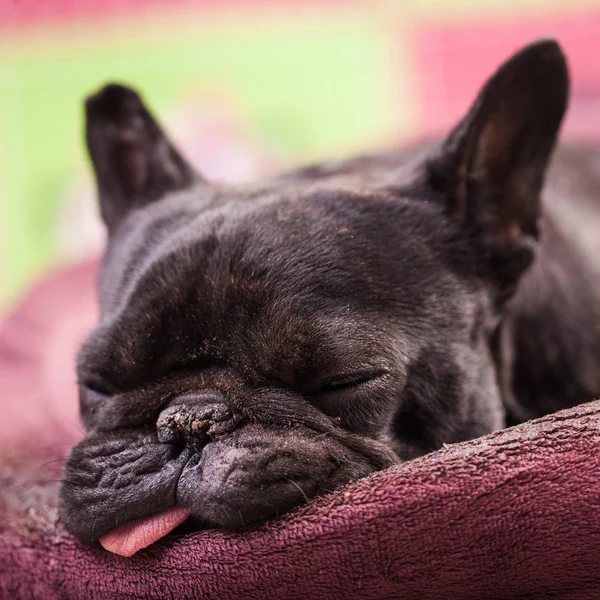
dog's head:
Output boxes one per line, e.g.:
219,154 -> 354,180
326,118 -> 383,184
60,40 -> 568,545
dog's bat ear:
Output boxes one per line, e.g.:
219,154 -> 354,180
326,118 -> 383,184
427,39 -> 569,292
85,84 -> 202,234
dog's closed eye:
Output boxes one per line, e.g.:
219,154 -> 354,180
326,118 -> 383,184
318,372 -> 385,393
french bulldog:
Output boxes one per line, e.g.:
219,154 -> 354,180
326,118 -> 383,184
60,39 -> 600,555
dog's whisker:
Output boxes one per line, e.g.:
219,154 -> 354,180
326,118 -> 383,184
286,478 -> 310,504
236,508 -> 246,528
62,417 -> 86,436
28,458 -> 70,474
56,478 -> 84,488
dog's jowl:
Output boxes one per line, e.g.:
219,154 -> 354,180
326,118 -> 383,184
60,40 -> 600,555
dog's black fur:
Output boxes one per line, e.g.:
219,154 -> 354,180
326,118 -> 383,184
60,40 -> 600,542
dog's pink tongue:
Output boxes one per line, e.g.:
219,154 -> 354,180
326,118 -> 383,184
99,506 -> 191,557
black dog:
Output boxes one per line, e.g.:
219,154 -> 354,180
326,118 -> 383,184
60,39 -> 600,550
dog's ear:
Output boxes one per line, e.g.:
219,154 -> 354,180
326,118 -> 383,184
85,84 -> 201,234
427,39 -> 569,295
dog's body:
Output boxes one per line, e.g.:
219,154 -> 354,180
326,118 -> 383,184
60,40 -> 600,549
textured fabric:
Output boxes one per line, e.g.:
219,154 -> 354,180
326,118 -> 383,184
1,261 -> 600,600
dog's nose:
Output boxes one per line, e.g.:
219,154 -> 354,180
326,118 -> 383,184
156,395 -> 235,448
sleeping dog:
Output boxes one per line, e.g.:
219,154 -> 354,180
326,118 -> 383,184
60,39 -> 600,555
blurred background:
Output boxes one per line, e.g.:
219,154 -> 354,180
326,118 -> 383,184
2,0 -> 600,310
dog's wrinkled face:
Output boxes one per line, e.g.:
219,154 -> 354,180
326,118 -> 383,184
60,40 -> 569,547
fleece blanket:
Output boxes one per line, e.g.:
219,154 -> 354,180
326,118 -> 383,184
1,261 -> 600,600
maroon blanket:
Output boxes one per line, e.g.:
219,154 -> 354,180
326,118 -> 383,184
1,262 -> 600,599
